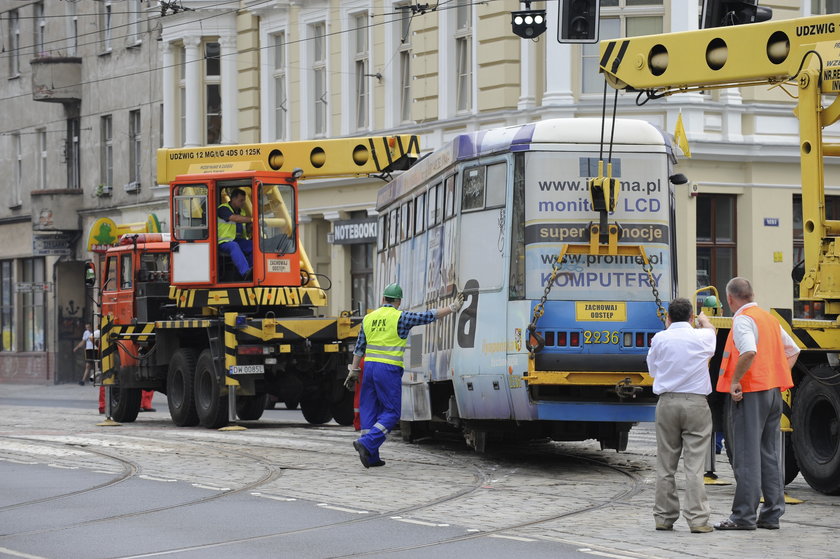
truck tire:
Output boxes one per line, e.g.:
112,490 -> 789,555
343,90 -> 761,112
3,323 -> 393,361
194,350 -> 229,429
300,396 -> 332,425
167,349 -> 199,427
783,431 -> 799,485
330,389 -> 355,426
792,375 -> 840,495
109,386 -> 141,423
236,394 -> 267,421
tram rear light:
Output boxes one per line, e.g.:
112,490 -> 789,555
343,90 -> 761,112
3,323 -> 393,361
647,332 -> 656,346
558,331 -> 567,346
545,331 -> 555,346
635,332 -> 645,347
570,332 -> 580,346
623,332 -> 632,347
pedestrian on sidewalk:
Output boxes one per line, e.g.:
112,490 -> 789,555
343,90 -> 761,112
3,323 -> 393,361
714,277 -> 799,531
647,297 -> 717,534
73,323 -> 95,386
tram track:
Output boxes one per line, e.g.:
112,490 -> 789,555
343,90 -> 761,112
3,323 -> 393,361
0,434 -> 282,539
84,431 -> 646,559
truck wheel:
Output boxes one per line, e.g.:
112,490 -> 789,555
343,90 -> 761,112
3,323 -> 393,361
109,387 -> 141,422
236,394 -> 267,420
783,431 -> 800,485
300,396 -> 332,424
792,375 -> 840,494
194,350 -> 229,429
167,349 -> 199,427
330,389 -> 355,426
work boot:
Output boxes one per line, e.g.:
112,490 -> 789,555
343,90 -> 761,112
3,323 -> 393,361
353,440 -> 370,468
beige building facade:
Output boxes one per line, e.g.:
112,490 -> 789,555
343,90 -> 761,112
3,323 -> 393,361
2,0 -> 839,383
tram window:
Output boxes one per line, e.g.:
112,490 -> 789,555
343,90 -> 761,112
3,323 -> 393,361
486,163 -> 506,208
415,192 -> 426,233
388,208 -> 399,247
444,175 -> 456,219
428,183 -> 442,226
401,200 -> 413,240
377,214 -> 387,252
462,166 -> 485,212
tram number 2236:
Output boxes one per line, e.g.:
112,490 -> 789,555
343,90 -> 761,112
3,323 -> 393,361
583,330 -> 619,345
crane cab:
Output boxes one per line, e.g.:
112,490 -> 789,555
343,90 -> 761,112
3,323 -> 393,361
169,170 -> 301,288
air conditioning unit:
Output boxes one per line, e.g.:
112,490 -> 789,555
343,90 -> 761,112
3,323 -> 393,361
124,181 -> 141,193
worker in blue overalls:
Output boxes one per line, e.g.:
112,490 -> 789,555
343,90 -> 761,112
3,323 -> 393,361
345,283 -> 463,468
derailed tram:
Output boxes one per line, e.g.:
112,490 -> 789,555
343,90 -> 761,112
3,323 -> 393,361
374,118 -> 680,451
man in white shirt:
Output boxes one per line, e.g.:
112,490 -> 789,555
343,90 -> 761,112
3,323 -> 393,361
647,297 -> 717,534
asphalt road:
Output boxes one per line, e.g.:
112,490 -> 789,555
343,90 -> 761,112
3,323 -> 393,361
0,384 -> 837,559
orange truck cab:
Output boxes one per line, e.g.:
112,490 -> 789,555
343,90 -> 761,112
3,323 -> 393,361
170,170 -> 301,288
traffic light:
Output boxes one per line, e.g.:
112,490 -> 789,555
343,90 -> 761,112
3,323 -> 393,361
700,0 -> 772,28
558,0 -> 600,44
511,8 -> 547,39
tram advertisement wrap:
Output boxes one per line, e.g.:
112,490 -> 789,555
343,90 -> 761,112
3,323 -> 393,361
524,151 -> 672,301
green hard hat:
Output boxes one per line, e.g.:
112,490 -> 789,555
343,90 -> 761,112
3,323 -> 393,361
383,283 -> 403,299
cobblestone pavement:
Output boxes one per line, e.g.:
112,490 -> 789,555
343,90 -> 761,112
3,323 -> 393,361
1,383 -> 837,559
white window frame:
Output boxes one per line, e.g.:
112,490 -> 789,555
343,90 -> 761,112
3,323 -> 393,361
9,10 -> 20,77
100,1 -> 113,53
454,0 -> 473,114
178,45 -> 186,147
310,22 -> 328,137
67,118 -> 81,190
66,1 -> 78,55
204,40 -> 222,145
398,4 -> 412,123
101,115 -> 113,188
128,0 -> 143,46
34,2 -> 45,56
129,110 -> 141,184
37,129 -> 47,190
352,11 -> 370,131
11,133 -> 22,208
273,32 -> 288,141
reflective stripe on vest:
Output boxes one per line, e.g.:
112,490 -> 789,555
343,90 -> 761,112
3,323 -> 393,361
717,306 -> 794,393
218,202 -> 238,244
363,305 -> 406,367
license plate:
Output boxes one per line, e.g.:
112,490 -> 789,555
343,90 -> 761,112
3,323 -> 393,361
229,365 -> 265,375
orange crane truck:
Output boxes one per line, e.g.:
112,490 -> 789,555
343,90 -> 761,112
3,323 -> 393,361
94,136 -> 418,428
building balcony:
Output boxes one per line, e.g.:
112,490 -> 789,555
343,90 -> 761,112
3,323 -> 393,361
31,57 -> 82,104
31,189 -> 84,232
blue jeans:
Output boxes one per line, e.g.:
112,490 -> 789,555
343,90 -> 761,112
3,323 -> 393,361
219,238 -> 252,277
357,361 -> 403,462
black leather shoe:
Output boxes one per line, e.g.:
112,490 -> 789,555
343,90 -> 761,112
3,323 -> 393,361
353,440 -> 370,468
714,519 -> 756,530
757,521 -> 779,530
370,459 -> 386,467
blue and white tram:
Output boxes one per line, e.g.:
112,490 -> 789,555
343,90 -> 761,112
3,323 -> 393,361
375,118 -> 678,451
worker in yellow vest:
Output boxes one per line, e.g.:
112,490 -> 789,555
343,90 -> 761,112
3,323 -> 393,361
346,283 -> 463,468
217,188 -> 253,280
